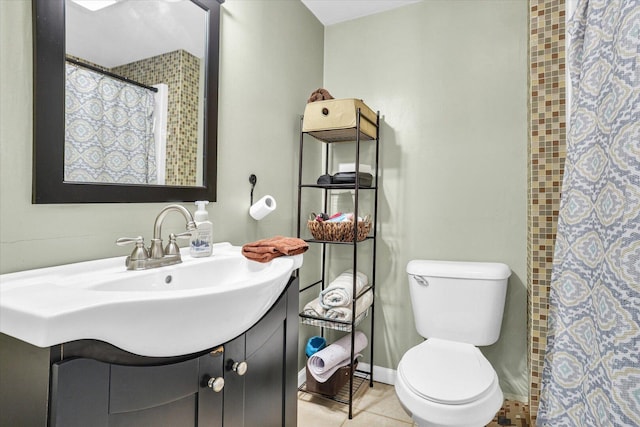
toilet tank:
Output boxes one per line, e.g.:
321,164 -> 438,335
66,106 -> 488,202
406,260 -> 511,346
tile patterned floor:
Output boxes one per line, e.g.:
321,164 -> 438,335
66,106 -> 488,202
298,382 -> 530,427
298,381 -> 414,426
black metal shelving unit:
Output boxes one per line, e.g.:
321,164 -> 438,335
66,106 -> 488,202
296,109 -> 380,419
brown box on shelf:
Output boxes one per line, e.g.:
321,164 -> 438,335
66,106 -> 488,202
303,99 -> 377,141
305,362 -> 357,397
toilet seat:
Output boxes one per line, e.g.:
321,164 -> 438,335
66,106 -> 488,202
398,338 -> 496,405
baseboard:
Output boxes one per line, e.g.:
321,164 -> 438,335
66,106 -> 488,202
298,363 -> 396,388
358,362 -> 396,385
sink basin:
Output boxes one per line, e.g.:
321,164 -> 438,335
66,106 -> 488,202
0,243 -> 303,357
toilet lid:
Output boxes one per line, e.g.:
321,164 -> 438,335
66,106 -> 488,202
399,338 -> 496,405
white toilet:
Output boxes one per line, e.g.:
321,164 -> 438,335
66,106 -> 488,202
395,260 -> 511,427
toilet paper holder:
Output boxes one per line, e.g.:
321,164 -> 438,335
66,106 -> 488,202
248,174 -> 277,220
249,174 -> 257,205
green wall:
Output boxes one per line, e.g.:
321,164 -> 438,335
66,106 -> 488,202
0,0 -> 323,273
1,0 -> 528,401
321,0 -> 529,399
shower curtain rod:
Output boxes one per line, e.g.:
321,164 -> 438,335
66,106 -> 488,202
65,58 -> 159,93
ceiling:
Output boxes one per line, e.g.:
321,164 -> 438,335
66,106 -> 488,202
301,0 -> 421,26
65,0 -> 422,69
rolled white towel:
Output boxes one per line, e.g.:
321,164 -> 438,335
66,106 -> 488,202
324,289 -> 373,321
307,331 -> 368,383
320,270 -> 369,309
302,297 -> 325,317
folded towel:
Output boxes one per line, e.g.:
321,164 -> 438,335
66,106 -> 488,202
307,88 -> 334,103
242,236 -> 308,263
307,331 -> 368,383
302,297 -> 326,318
320,270 -> 368,309
325,289 -> 373,321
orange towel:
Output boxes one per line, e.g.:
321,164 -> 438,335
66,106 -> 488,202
307,88 -> 334,103
242,236 -> 309,263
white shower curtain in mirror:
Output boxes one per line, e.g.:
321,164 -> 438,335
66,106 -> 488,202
538,0 -> 639,425
65,63 -> 157,184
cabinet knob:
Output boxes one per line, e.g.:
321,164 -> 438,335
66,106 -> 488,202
232,361 -> 248,376
206,376 -> 225,392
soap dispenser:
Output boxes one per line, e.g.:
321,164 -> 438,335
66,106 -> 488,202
190,201 -> 213,257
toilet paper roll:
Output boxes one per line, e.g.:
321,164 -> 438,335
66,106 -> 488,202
249,195 -> 277,220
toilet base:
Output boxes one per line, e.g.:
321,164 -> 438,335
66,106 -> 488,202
394,368 -> 503,427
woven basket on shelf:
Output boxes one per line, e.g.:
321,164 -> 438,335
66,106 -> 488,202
307,217 -> 371,242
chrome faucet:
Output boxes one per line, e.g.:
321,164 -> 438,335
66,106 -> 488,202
116,204 -> 197,270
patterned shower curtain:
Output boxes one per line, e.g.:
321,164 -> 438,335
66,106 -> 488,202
538,0 -> 640,426
65,63 -> 157,184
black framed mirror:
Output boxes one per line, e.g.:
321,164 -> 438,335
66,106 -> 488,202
32,0 -> 222,203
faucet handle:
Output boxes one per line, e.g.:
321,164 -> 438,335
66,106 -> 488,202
164,232 -> 191,256
116,236 -> 144,245
116,236 -> 149,261
175,231 -> 192,240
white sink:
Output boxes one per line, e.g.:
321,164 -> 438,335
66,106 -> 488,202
0,243 -> 303,357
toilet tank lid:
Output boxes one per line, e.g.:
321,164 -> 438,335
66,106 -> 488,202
407,260 -> 511,280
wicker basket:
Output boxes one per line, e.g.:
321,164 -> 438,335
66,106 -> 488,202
307,218 -> 371,242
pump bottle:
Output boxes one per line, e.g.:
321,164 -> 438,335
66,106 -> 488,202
190,201 -> 213,257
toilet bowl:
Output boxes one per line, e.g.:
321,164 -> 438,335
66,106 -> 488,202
395,260 -> 510,427
395,338 -> 503,427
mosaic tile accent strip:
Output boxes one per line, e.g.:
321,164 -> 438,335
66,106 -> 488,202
528,0 -> 567,423
113,50 -> 201,186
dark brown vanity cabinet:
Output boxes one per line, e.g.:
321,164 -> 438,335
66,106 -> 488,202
0,276 -> 298,427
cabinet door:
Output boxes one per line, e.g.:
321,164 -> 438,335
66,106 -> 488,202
109,359 -> 199,427
51,355 -> 224,427
243,295 -> 287,427
223,276 -> 298,427
223,297 -> 286,427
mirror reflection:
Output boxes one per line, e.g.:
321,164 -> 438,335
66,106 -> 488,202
65,0 -> 207,187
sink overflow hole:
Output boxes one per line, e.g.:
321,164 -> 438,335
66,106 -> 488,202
165,275 -> 172,284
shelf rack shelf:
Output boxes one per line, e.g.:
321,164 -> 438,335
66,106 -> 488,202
299,308 -> 370,332
304,129 -> 375,143
298,370 -> 371,404
300,184 -> 377,190
296,107 -> 380,419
